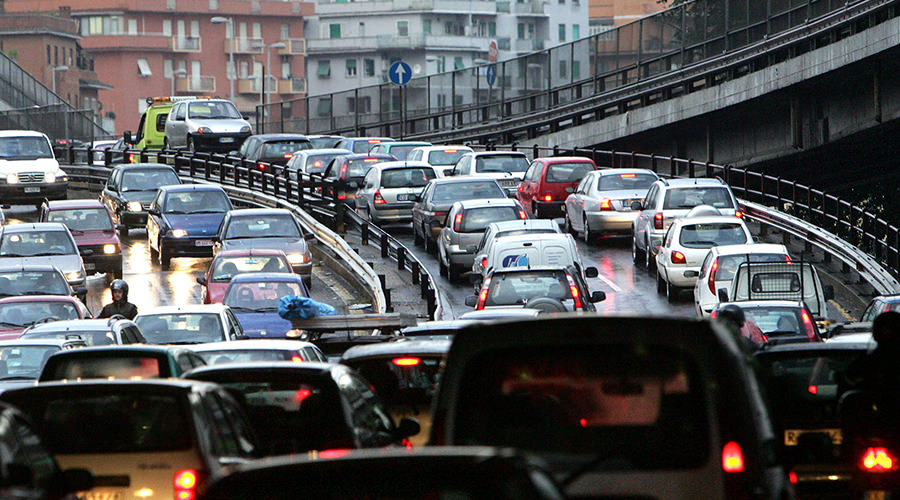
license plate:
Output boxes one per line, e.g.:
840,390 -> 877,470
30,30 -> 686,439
220,137 -> 235,143
79,491 -> 123,500
195,240 -> 214,247
784,428 -> 842,446
85,263 -> 96,270
500,180 -> 517,187
397,194 -> 411,201
24,187 -> 40,193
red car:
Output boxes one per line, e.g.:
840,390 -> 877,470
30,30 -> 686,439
0,295 -> 92,340
196,248 -> 293,304
40,199 -> 123,280
516,156 -> 597,218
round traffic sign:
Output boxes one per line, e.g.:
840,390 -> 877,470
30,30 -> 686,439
488,40 -> 498,63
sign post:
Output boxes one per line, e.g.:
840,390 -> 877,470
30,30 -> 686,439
388,61 -> 412,139
487,41 -> 499,120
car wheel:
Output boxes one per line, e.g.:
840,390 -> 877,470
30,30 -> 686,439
448,263 -> 461,283
413,224 -> 423,246
632,236 -> 643,266
657,270 -> 666,295
666,280 -> 679,303
438,251 -> 448,277
644,238 -> 655,272
564,214 -> 576,235
583,216 -> 595,243
187,136 -> 196,153
163,138 -> 170,151
424,225 -> 435,253
159,241 -> 171,270
118,223 -> 128,239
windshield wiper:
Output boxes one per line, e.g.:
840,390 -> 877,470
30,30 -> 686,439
193,210 -> 226,214
22,291 -> 63,296
165,210 -> 188,214
0,322 -> 23,328
29,252 -> 67,257
0,253 -> 25,257
0,376 -> 34,381
228,306 -> 255,312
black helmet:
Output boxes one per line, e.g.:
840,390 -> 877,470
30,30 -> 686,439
873,310 -> 900,346
110,279 -> 129,300
716,304 -> 746,327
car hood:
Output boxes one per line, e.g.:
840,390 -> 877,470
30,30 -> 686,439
233,311 -> 293,338
222,237 -> 307,254
189,118 -> 250,133
162,213 -> 226,236
0,157 -> 61,174
71,230 -> 119,246
0,255 -> 82,274
121,191 -> 158,205
207,282 -> 228,303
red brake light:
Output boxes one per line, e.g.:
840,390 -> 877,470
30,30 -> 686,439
566,273 -> 583,310
600,198 -> 613,211
392,357 -> 421,366
128,153 -> 135,163
708,258 -> 719,294
671,251 -> 686,264
722,441 -> 745,473
481,257 -> 487,268
801,309 -> 817,340
339,163 -> 348,177
174,469 -> 199,499
373,190 -> 386,205
313,160 -> 322,167
294,388 -> 312,402
319,449 -> 352,459
784,255 -> 792,263
518,209 -> 527,219
337,194 -> 347,200
258,162 -> 266,170
543,194 -> 553,202
363,158 -> 379,162
475,277 -> 491,310
808,385 -> 818,394
734,210 -> 743,218
862,447 -> 897,472
58,140 -> 68,145
619,173 -> 635,178
454,213 -> 463,232
653,212 -> 664,230
283,153 -> 293,159
789,471 -> 798,485
291,355 -> 303,363
710,310 -> 718,319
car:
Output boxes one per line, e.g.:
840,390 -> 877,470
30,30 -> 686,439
399,320 -> 481,340
0,265 -> 83,299
134,304 -> 246,344
90,139 -> 120,166
406,145 -> 474,176
0,223 -> 87,287
713,300 -> 822,345
237,133 -> 313,173
368,141 -> 431,160
729,260 -> 833,322
322,153 -> 397,204
164,98 -> 253,152
411,177 -> 508,253
40,199 -> 123,279
334,136 -> 395,154
0,208 -> 5,226
354,162 -> 438,225
184,362 -> 420,455
19,317 -> 147,345
0,130 -> 69,207
429,315 -> 792,500
465,265 -> 605,312
859,294 -> 900,323
197,248 -> 293,304
449,151 -> 530,197
341,339 -> 450,447
693,243 -> 792,317
438,198 -> 528,282
655,212 -> 754,302
517,156 -> 598,218
198,447 -> 564,500
1,379 -> 259,500
0,338 -> 86,386
100,163 -> 183,237
147,184 -> 234,270
475,233 -> 589,292
564,168 -> 660,240
469,219 -> 562,279
306,134 -> 345,149
213,209 -> 312,283
223,273 -> 309,338
188,339 -> 327,364
0,295 -> 92,340
125,96 -> 181,150
632,177 -> 742,271
39,344 -> 207,380
285,148 -> 350,179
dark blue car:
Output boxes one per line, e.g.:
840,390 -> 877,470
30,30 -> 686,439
223,273 -> 309,338
146,185 -> 234,270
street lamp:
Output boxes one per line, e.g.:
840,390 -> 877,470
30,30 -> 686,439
51,65 -> 69,94
253,42 -> 286,126
211,16 -> 235,102
169,68 -> 187,96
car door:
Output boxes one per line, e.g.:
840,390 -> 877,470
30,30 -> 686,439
147,191 -> 164,249
657,224 -> 677,280
169,104 -> 187,147
518,162 -> 538,210
568,174 -> 590,230
101,169 -> 120,215
635,184 -> 659,249
412,182 -> 432,228
356,168 -> 377,211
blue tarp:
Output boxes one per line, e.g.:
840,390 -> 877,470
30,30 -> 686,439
278,295 -> 338,320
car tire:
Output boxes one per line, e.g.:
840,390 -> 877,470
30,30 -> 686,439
413,224 -> 423,246
163,138 -> 170,151
448,263 -> 461,283
438,253 -> 448,277
159,242 -> 171,271
644,238 -> 655,272
632,236 -> 643,266
118,223 -> 128,239
424,226 -> 435,254
657,270 -> 666,295
582,216 -> 595,243
666,280 -> 679,303
187,136 -> 196,153
564,214 -> 576,235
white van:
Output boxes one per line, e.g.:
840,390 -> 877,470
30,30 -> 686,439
0,130 -> 69,207
474,232 -> 594,290
728,261 -> 834,320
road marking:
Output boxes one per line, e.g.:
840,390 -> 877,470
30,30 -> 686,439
595,273 -> 623,293
830,299 -> 856,322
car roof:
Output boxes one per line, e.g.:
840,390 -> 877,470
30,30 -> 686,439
671,215 -> 745,226
661,178 -> 727,187
534,156 -> 595,164
710,243 -> 789,255
457,308 -> 543,320
229,272 -> 302,283
23,318 -> 126,332
214,248 -> 288,258
338,153 -> 396,160
1,222 -> 68,233
868,294 -> 900,303
756,341 -> 870,355
45,200 -> 106,210
226,208 -> 292,217
467,151 -> 527,157
488,265 -> 574,275
0,338 -> 78,347
346,137 -> 393,142
491,232 -> 571,244
413,145 -> 472,151
136,304 -> 230,315
0,130 -> 47,138
716,300 -> 807,309
298,149 -> 350,156
47,344 -> 190,356
826,332 -> 874,344
594,167 -> 658,176
488,219 -> 558,231
456,198 -> 519,208
159,184 -> 224,193
1,378 -> 215,394
251,134 -> 310,141
184,361 -> 336,378
114,163 -> 175,170
370,161 -> 434,170
341,339 -> 451,361
0,295 -> 79,304
379,141 -> 431,147
428,177 -> 501,186
188,339 -> 320,351
400,320 -> 480,335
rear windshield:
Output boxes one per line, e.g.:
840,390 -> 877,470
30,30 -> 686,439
21,330 -> 116,346
43,356 -> 162,380
740,306 -> 818,344
0,271 -> 69,296
225,281 -> 307,310
455,345 -> 709,468
0,230 -> 76,257
597,173 -> 658,191
381,168 -> 436,189
679,223 -> 748,248
486,270 -> 571,306
383,145 -> 418,160
196,349 -> 291,364
260,140 -> 312,159
9,392 -> 192,453
428,149 -> 468,165
545,162 -> 594,183
188,101 -> 240,119
305,154 -> 342,174
474,155 -> 529,174
225,214 -> 300,239
663,187 -> 734,209
211,255 -> 289,282
0,345 -> 60,380
135,313 -> 224,344
714,254 -> 787,282
0,301 -> 79,328
349,357 -> 441,405
121,169 -> 180,192
461,207 -> 521,233
344,158 -> 382,178
47,208 -> 113,231
310,137 -> 340,149
432,182 -> 505,203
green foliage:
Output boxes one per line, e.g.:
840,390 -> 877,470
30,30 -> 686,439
4,48 -> 17,61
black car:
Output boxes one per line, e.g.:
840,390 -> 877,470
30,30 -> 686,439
321,153 -> 396,204
99,163 -> 182,237
39,344 -> 207,381
237,134 -> 313,173
411,177 -> 507,252
184,362 -> 420,456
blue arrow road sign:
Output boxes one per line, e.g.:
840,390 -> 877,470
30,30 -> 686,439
486,64 -> 497,87
389,61 -> 412,86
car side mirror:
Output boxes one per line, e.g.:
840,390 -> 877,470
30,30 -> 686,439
684,270 -> 699,278
584,266 -> 599,278
63,468 -> 94,494
590,291 -> 606,303
303,232 -> 316,242
242,115 -> 250,121
823,285 -> 835,301
116,224 -> 126,232
80,249 -> 94,257
466,244 -> 477,253
717,288 -> 729,302
394,417 -> 420,439
123,131 -> 133,145
464,296 -> 478,307
74,287 -> 88,303
446,169 -> 456,177
565,187 -> 575,194
630,201 -> 643,210
235,334 -> 250,341
147,208 -> 160,216
196,275 -> 207,286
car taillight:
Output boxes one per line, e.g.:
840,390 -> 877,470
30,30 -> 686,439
128,153 -> 135,163
801,309 -> 817,340
291,355 -> 303,363
808,385 -> 818,394
708,258 -> 719,294
784,255 -> 792,263
313,160 -> 322,168
653,212 -> 664,230
454,213 -> 463,232
174,469 -> 199,500
475,277 -> 491,310
339,163 -> 348,177
283,153 -> 293,159
734,210 -> 743,218
373,190 -> 386,205
619,173 -> 635,178
518,209 -> 527,219
600,198 -> 613,211
337,194 -> 347,200
392,357 -> 421,366
294,388 -> 312,402
671,251 -> 686,264
789,471 -> 798,485
710,310 -> 718,319
258,162 -> 266,170
543,194 -> 552,202
481,257 -> 487,268
862,447 -> 897,472
363,158 -> 379,162
566,273 -> 583,310
722,441 -> 745,473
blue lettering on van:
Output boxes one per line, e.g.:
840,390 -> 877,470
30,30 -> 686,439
502,254 -> 529,267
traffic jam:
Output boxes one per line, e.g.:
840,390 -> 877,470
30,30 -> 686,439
0,103 -> 894,500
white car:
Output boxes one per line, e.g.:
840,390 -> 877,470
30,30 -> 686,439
285,148 -> 350,179
448,151 -> 530,196
470,219 -> 561,280
693,243 -> 791,317
134,304 -> 245,344
188,339 -> 327,364
0,130 -> 69,207
406,145 -> 473,176
655,214 -> 753,302
475,232 -> 590,292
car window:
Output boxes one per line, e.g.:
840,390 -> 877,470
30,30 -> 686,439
173,104 -> 186,121
225,309 -> 243,337
432,182 -> 505,203
155,113 -> 167,132
350,357 -> 441,406
381,168 -> 436,189
474,155 -> 528,174
679,223 -> 748,248
0,230 -> 76,257
0,301 -> 79,328
384,145 -> 419,160
224,281 -> 307,310
0,345 -> 60,379
861,301 -> 884,322
545,162 -> 594,183
135,313 -> 225,344
43,355 -> 163,380
212,255 -> 289,282
663,187 -> 734,210
597,173 -> 658,191
344,158 -> 383,178
714,253 -> 788,282
0,271 -> 69,296
461,207 -> 521,233
164,190 -> 231,214
121,169 -> 180,192
427,149 -> 467,166
305,154 -> 342,175
47,208 -> 114,232
213,392 -> 257,457
339,372 -> 395,447
0,136 -> 54,160
259,140 -> 312,159
644,184 -> 659,209
21,330 -> 116,346
225,215 -> 300,239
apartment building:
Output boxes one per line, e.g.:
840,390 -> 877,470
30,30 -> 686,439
589,0 -> 662,35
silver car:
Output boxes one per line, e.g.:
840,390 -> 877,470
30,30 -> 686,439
355,162 -> 438,225
564,168 -> 659,241
164,99 -> 252,153
437,198 -> 527,283
285,148 -> 351,179
0,223 -> 87,287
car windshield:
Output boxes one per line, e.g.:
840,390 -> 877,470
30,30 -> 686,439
432,182 -> 505,203
663,187 -> 734,209
135,313 -> 224,344
0,230 -> 76,256
225,215 -> 300,239
383,145 -> 420,160
0,136 -> 53,160
0,345 -> 59,379
0,271 -> 69,296
545,162 -> 594,183
212,255 -> 289,282
427,149 -> 468,165
164,190 -> 230,213
597,173 -> 658,191
474,155 -> 529,173
225,281 -> 306,311
342,158 -> 382,178
461,207 -> 521,233
349,357 -> 441,405
188,101 -> 241,119
679,223 -> 748,248
486,270 -> 571,306
353,140 -> 388,153
260,140 -> 312,159
455,345 -> 709,468
43,356 -> 163,380
381,168 -> 436,189
121,169 -> 180,192
197,349 -> 292,364
46,208 -> 114,232
714,253 -> 788,282
310,137 -> 341,149
0,301 -> 79,327
10,392 -> 192,453
21,330 -> 116,346
740,306 -> 816,343
305,154 -> 342,174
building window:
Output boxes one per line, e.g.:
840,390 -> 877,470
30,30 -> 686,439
423,19 -> 431,35
572,60 -> 580,79
281,23 -> 290,40
348,96 -> 371,113
572,24 -> 580,40
558,24 -> 565,41
128,18 -> 137,35
488,22 -> 496,37
252,22 -> 261,39
444,21 -> 451,34
137,58 -> 152,77
397,21 -> 408,36
281,60 -> 290,79
559,60 -> 566,78
517,23 -> 524,39
239,61 -> 249,78
46,45 -> 50,64
363,58 -> 375,77
346,59 -> 357,77
317,60 -> 331,78
453,57 -> 464,70
329,23 -> 341,38
54,46 -> 58,65
163,59 -> 173,77
162,19 -> 172,36
68,48 -> 73,65
209,0 -> 218,10
436,55 -> 445,73
359,22 -> 365,36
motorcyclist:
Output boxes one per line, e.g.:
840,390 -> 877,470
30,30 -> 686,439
98,279 -> 138,320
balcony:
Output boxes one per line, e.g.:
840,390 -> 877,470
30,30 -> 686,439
171,36 -> 201,52
425,35 -> 492,50
513,0 -> 547,15
237,76 -> 280,94
376,33 -> 424,49
278,39 -> 307,56
80,33 -> 171,51
278,77 -> 307,94
513,38 -> 544,52
225,37 -> 263,54
307,36 -> 378,53
176,75 -> 215,92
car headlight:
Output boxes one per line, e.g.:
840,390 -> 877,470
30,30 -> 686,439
285,328 -> 305,339
287,253 -> 308,265
240,125 -> 251,133
6,173 -> 18,184
43,172 -> 56,183
57,173 -> 68,182
66,270 -> 83,281
197,127 -> 213,134
103,244 -> 118,254
127,201 -> 143,212
170,229 -> 188,238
